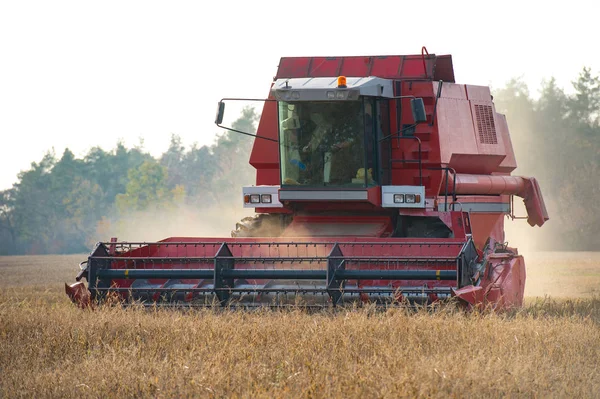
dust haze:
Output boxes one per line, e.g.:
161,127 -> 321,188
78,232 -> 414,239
499,99 -> 600,298
96,203 -> 254,243
504,204 -> 600,298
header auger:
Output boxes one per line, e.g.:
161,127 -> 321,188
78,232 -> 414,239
67,49 -> 548,310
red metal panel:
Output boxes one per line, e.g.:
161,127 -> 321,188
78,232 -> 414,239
453,252 -> 525,310
401,56 -> 429,79
276,57 -> 311,78
433,83 -> 511,174
256,168 -> 279,186
432,55 -> 455,82
282,215 -> 393,238
465,85 -> 494,101
339,56 -> 371,77
402,80 -> 435,97
309,57 -> 342,77
436,83 -> 477,168
469,213 -> 505,251
275,54 -> 453,80
370,56 -> 402,78
486,254 -> 526,308
249,97 -> 279,173
495,113 -> 517,173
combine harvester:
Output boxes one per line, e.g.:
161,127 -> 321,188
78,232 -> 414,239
66,48 -> 548,309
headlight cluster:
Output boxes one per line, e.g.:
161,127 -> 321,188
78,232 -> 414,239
275,89 -> 358,101
393,194 -> 421,204
276,91 -> 300,101
326,90 -> 348,100
245,194 -> 272,204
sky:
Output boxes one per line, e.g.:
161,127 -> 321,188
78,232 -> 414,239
0,0 -> 598,190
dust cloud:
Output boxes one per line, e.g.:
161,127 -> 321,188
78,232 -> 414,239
501,173 -> 590,298
94,203 -> 254,243
502,129 -> 599,298
94,201 -> 599,298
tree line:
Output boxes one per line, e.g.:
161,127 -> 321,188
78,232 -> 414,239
0,108 -> 257,255
494,68 -> 600,250
0,69 -> 598,255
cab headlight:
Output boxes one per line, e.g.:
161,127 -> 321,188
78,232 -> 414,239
394,194 -> 404,203
261,194 -> 272,204
250,194 -> 261,204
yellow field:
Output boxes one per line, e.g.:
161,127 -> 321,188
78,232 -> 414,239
1,253 -> 599,398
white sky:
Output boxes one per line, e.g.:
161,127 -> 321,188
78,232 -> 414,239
1,0 -> 598,190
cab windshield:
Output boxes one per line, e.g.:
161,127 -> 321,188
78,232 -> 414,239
278,100 -> 374,187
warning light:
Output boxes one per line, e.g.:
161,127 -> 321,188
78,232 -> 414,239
337,76 -> 347,88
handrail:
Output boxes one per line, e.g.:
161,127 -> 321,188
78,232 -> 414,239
379,133 -> 423,186
427,166 -> 457,211
421,46 -> 429,79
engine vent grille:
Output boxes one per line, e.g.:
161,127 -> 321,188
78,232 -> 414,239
474,104 -> 498,144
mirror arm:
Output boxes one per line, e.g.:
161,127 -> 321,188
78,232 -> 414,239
215,98 -> 279,143
378,123 -> 418,143
388,95 -> 417,100
216,123 -> 278,143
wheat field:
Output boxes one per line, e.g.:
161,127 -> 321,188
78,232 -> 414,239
1,253 -> 599,398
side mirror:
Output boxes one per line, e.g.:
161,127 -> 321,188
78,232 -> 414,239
215,101 -> 225,125
410,98 -> 427,124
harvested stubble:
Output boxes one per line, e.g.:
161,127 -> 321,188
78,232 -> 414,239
0,254 -> 599,398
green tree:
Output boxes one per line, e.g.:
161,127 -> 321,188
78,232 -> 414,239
0,140 -> 159,254
0,189 -> 16,254
180,143 -> 217,203
160,134 -> 186,190
495,69 -> 600,250
116,159 -> 175,212
84,142 -> 152,203
209,106 -> 258,204
10,151 -> 57,253
568,67 -> 600,132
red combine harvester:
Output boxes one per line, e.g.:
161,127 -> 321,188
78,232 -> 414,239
66,49 -> 548,309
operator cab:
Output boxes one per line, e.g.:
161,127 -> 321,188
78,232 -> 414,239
278,99 -> 378,187
272,76 -> 425,189
214,75 -> 427,209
